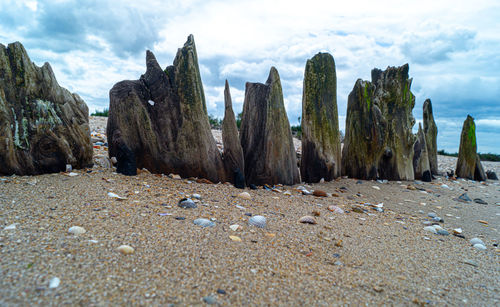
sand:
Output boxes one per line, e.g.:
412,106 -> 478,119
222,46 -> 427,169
0,117 -> 499,306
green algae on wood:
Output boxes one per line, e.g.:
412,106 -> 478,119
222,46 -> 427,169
300,52 -> 341,182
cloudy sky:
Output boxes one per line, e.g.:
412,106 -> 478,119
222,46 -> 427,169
1,0 -> 499,153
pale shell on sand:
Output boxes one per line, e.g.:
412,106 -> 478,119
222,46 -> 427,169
193,218 -> 215,227
117,245 -> 135,255
249,216 -> 266,228
68,226 -> 86,235
299,216 -> 317,224
49,277 -> 60,288
238,192 -> 251,200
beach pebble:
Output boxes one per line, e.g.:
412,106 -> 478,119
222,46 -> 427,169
298,215 -> 317,224
49,277 -> 60,288
203,296 -> 216,304
470,238 -> 484,245
473,243 -> 487,251
428,212 -> 437,218
192,193 -> 201,200
249,215 -> 266,228
302,189 -> 313,195
372,186 -> 381,190
436,229 -> 449,236
433,216 -> 443,223
216,289 -> 227,295
117,245 -> 135,255
178,198 -> 197,209
453,228 -> 463,234
313,189 -> 327,197
238,192 -> 251,200
68,226 -> 86,235
193,218 -> 215,227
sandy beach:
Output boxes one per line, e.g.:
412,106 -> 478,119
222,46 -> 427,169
0,117 -> 499,306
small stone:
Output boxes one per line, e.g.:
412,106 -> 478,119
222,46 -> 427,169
453,228 -> 463,234
372,186 -> 381,190
229,224 -> 240,231
436,229 -> 449,236
203,296 -> 216,304
49,277 -> 60,289
433,216 -> 443,223
334,260 -> 343,266
117,245 -> 135,255
238,192 -> 251,200
216,289 -> 227,295
470,238 -> 484,245
110,157 -> 118,164
249,184 -> 258,190
169,174 -> 182,180
283,190 -> 292,196
428,212 -> 437,218
313,189 -> 328,197
68,226 -> 86,235
477,220 -> 488,225
351,206 -> 364,213
298,215 -> 317,224
178,198 -> 197,209
302,189 -> 313,195
229,235 -> 242,242
486,170 -> 498,180
175,216 -> 186,220
473,243 -> 487,251
192,193 -> 201,200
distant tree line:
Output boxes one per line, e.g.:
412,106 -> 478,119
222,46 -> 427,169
438,149 -> 500,162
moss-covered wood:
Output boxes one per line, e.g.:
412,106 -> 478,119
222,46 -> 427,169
107,35 -> 226,182
456,115 -> 486,181
239,67 -> 300,185
0,42 -> 92,175
423,99 -> 438,175
300,52 -> 341,182
342,64 -> 416,180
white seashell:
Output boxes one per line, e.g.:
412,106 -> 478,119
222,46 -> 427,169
372,186 -> 380,190
3,223 -> 17,230
328,205 -> 344,214
470,238 -> 484,246
148,100 -> 155,106
473,243 -> 486,251
302,189 -> 313,195
453,228 -> 463,234
68,172 -> 78,177
229,224 -> 240,231
298,215 -> 317,224
107,192 -> 126,200
68,226 -> 86,235
193,218 -> 215,227
423,226 -> 437,234
117,245 -> 135,255
88,240 -> 99,243
49,277 -> 60,288
249,215 -> 266,228
238,192 -> 251,200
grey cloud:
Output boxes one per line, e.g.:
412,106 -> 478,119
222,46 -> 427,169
401,28 -> 476,64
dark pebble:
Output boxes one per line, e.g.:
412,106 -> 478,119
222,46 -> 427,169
356,180 -> 363,184
474,198 -> 488,205
332,253 -> 341,258
249,184 -> 258,190
216,289 -> 226,295
244,213 -> 252,216
178,198 -> 197,209
175,216 -> 186,220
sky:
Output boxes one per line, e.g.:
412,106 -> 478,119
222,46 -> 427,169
1,0 -> 499,153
